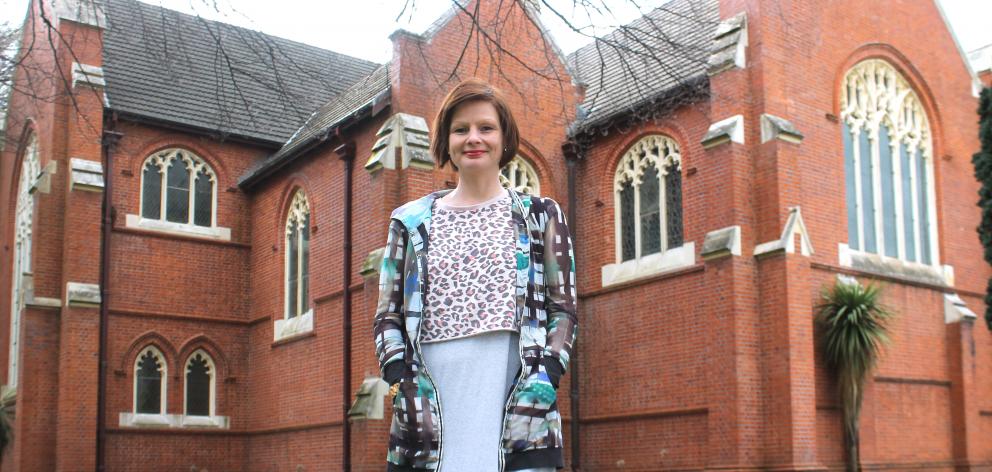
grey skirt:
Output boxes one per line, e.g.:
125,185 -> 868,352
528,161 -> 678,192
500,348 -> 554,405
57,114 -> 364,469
420,330 -> 554,472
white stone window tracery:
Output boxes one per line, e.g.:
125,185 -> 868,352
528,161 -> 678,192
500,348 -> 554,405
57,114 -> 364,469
140,149 -> 217,228
285,190 -> 311,320
184,350 -> 215,417
840,59 -> 939,265
133,346 -> 167,415
613,135 -> 684,262
8,134 -> 40,388
500,155 -> 540,195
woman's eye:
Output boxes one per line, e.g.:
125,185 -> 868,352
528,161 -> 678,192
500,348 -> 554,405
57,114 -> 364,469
452,128 -> 467,134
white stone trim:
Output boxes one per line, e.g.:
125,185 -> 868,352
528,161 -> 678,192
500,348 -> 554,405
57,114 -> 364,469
274,308 -> 314,342
601,242 -> 695,287
700,115 -> 744,149
70,158 -> 104,191
500,156 -> 541,196
66,281 -> 101,307
701,225 -> 741,260
754,206 -> 814,257
71,62 -> 105,88
944,293 -> 977,324
10,134 -> 40,388
838,243 -> 953,287
118,413 -> 230,429
125,214 -> 231,241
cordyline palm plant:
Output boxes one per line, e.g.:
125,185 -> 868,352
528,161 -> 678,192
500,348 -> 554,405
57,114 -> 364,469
816,280 -> 892,472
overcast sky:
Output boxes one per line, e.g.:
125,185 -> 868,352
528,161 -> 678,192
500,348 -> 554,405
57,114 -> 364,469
1,0 -> 991,67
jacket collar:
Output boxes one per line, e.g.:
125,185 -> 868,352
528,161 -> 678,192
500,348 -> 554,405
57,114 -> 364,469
392,187 -> 532,232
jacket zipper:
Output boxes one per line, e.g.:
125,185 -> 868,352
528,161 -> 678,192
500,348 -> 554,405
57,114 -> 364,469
413,239 -> 444,471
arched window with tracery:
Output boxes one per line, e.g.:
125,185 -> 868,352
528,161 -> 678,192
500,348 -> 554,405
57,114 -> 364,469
184,350 -> 215,417
134,346 -> 166,415
841,59 -> 938,264
8,133 -> 40,388
500,155 -> 540,195
285,190 -> 310,319
613,135 -> 683,263
140,149 -> 217,227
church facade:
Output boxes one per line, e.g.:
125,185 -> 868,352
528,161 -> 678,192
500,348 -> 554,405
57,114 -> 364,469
1,0 -> 990,470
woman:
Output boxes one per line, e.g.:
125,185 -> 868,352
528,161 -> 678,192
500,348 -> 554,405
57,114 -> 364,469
373,79 -> 577,472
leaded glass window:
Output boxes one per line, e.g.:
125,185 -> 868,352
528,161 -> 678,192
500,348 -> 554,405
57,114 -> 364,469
9,134 -> 40,388
500,156 -> 541,195
286,190 -> 311,318
613,135 -> 684,262
140,149 -> 216,227
134,347 -> 165,415
185,351 -> 213,417
840,59 -> 937,264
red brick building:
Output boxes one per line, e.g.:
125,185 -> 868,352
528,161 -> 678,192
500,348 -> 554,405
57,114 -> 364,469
1,0 -> 990,470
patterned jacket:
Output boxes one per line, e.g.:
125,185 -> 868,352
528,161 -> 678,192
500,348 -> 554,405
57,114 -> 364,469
373,188 -> 577,471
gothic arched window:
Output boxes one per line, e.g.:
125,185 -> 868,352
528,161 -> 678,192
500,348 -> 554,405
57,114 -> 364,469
841,59 -> 938,264
134,346 -> 166,415
184,350 -> 215,417
613,135 -> 683,263
140,149 -> 217,227
500,155 -> 540,195
285,190 -> 311,319
9,133 -> 40,388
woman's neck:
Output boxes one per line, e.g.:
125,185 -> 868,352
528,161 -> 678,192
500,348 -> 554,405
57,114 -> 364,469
442,173 -> 505,206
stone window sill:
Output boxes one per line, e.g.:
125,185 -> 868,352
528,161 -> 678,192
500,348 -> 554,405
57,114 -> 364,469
125,214 -> 231,241
118,413 -> 229,428
838,243 -> 953,287
601,242 -> 696,287
274,308 -> 314,342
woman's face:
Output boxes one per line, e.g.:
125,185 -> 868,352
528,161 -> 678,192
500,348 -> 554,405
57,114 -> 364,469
448,100 -> 503,176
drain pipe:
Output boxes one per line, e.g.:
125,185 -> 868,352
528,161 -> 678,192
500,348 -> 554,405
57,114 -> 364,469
562,142 -> 581,471
97,121 -> 123,472
335,140 -> 356,472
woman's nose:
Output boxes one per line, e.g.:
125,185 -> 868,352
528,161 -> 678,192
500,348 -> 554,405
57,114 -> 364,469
466,127 -> 482,143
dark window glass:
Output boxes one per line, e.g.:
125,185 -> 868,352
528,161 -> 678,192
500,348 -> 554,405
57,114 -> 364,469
843,122 -> 859,251
166,159 -> 190,223
620,181 -> 635,262
194,168 -> 212,227
288,223 -> 299,317
136,351 -> 162,414
186,354 -> 211,416
142,163 -> 162,219
665,165 -> 683,249
301,213 -> 310,314
639,164 -> 661,256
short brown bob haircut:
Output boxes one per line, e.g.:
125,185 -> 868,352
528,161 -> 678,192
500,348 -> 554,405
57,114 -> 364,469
431,78 -> 520,171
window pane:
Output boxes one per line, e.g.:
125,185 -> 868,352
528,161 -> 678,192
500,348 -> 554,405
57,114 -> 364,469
166,160 -> 190,223
301,213 -> 310,313
665,165 -> 683,249
186,354 -> 211,416
194,169 -> 212,227
900,143 -> 916,262
859,131 -> 876,253
620,182 -> 635,262
879,126 -> 897,257
136,351 -> 162,414
288,224 -> 299,317
916,150 -> 931,264
639,164 -> 661,256
142,164 -> 162,219
843,123 -> 859,251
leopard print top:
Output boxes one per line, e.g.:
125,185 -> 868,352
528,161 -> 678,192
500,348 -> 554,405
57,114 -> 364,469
421,192 -> 518,343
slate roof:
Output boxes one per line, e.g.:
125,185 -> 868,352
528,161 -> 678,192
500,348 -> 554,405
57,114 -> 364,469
238,64 -> 390,188
101,0 -> 380,144
567,0 -> 720,131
